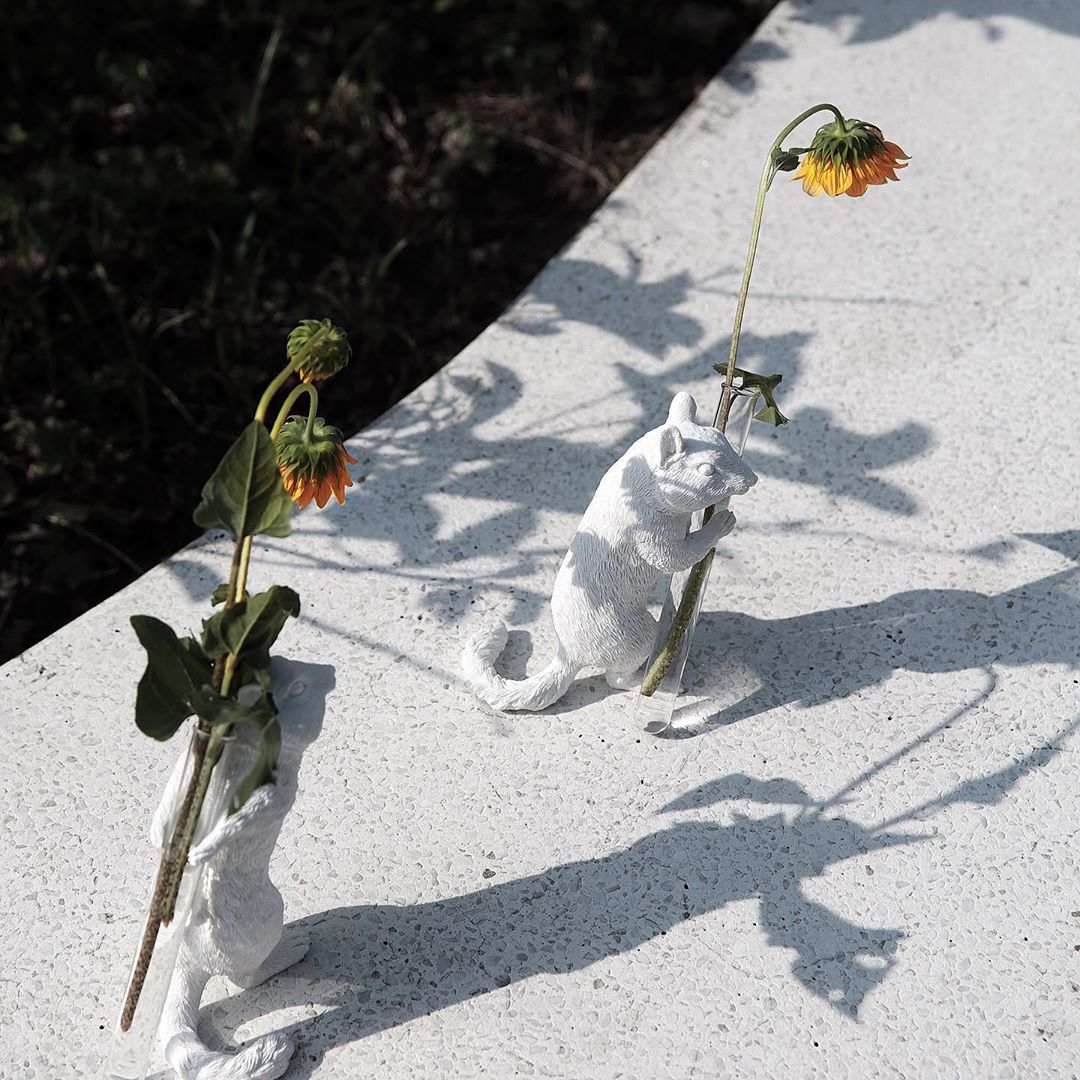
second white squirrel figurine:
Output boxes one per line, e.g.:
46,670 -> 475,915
462,392 -> 757,710
154,659 -> 333,1080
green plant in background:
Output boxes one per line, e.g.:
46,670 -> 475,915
638,104 -> 908,698
0,0 -> 771,664
119,318 -> 353,1031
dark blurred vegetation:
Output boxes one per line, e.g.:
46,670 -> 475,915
0,0 -> 768,661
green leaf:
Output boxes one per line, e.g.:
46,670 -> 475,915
713,364 -> 790,427
190,679 -> 281,811
752,404 -> 786,426
130,616 -> 213,740
229,715 -> 282,814
232,658 -> 273,694
193,420 -> 293,540
189,681 -> 277,730
772,148 -> 801,173
211,583 -> 249,606
201,585 -> 300,666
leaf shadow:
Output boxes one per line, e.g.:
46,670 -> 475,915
193,707 -> 1077,1071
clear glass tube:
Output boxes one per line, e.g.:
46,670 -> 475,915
103,731 -> 234,1079
635,387 -> 760,735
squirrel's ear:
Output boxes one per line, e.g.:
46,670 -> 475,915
657,425 -> 685,467
667,392 -> 697,424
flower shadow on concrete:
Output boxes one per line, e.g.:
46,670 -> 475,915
720,0 -> 1080,96
166,243 -> 932,662
506,254 -> 704,357
790,0 -> 1080,44
200,819 -> 913,1077
167,349 -> 930,648
192,709 -> 1076,1075
680,540 -> 1080,732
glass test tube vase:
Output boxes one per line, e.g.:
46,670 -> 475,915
635,386 -> 760,735
103,730 -> 235,1079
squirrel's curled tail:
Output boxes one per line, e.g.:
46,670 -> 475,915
161,964 -> 294,1080
462,620 -> 577,711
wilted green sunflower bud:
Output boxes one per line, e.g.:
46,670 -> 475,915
275,416 -> 357,510
286,318 -> 351,383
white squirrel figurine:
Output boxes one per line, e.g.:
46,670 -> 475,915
462,392 -> 757,711
153,659 -> 334,1080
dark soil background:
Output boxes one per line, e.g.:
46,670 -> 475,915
0,0 -> 769,662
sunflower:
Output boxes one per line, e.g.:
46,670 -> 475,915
275,416 -> 358,509
793,118 -> 908,198
286,318 -> 351,383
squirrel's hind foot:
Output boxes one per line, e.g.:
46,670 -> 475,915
227,1032 -> 295,1080
236,1032 -> 295,1080
231,926 -> 311,991
165,1031 -> 294,1080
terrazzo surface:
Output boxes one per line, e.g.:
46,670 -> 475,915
3,1 -> 1080,1076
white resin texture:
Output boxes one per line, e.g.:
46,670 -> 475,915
462,392 -> 755,710
4,3 -> 1080,1078
158,659 -> 334,1079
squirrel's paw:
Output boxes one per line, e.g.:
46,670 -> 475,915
149,812 -> 171,852
187,786 -> 276,865
707,508 -> 736,541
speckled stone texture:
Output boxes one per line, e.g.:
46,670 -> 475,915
3,2 -> 1080,1076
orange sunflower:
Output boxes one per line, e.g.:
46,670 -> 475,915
793,118 -> 908,198
275,416 -> 357,510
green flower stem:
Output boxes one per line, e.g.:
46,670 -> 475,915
234,537 -> 255,611
303,390 -> 318,441
712,157 -> 772,437
253,360 -> 297,426
639,103 -> 842,699
269,383 -> 319,443
230,363 -> 301,613
233,367 -> 320,614
220,653 -> 240,697
221,543 -> 246,626
715,102 -> 841,432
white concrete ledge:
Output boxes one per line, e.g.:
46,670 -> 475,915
4,1 -> 1080,1075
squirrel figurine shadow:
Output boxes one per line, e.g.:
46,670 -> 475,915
462,392 -> 757,711
153,658 -> 334,1080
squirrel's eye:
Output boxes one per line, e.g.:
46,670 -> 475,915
697,463 -> 715,477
